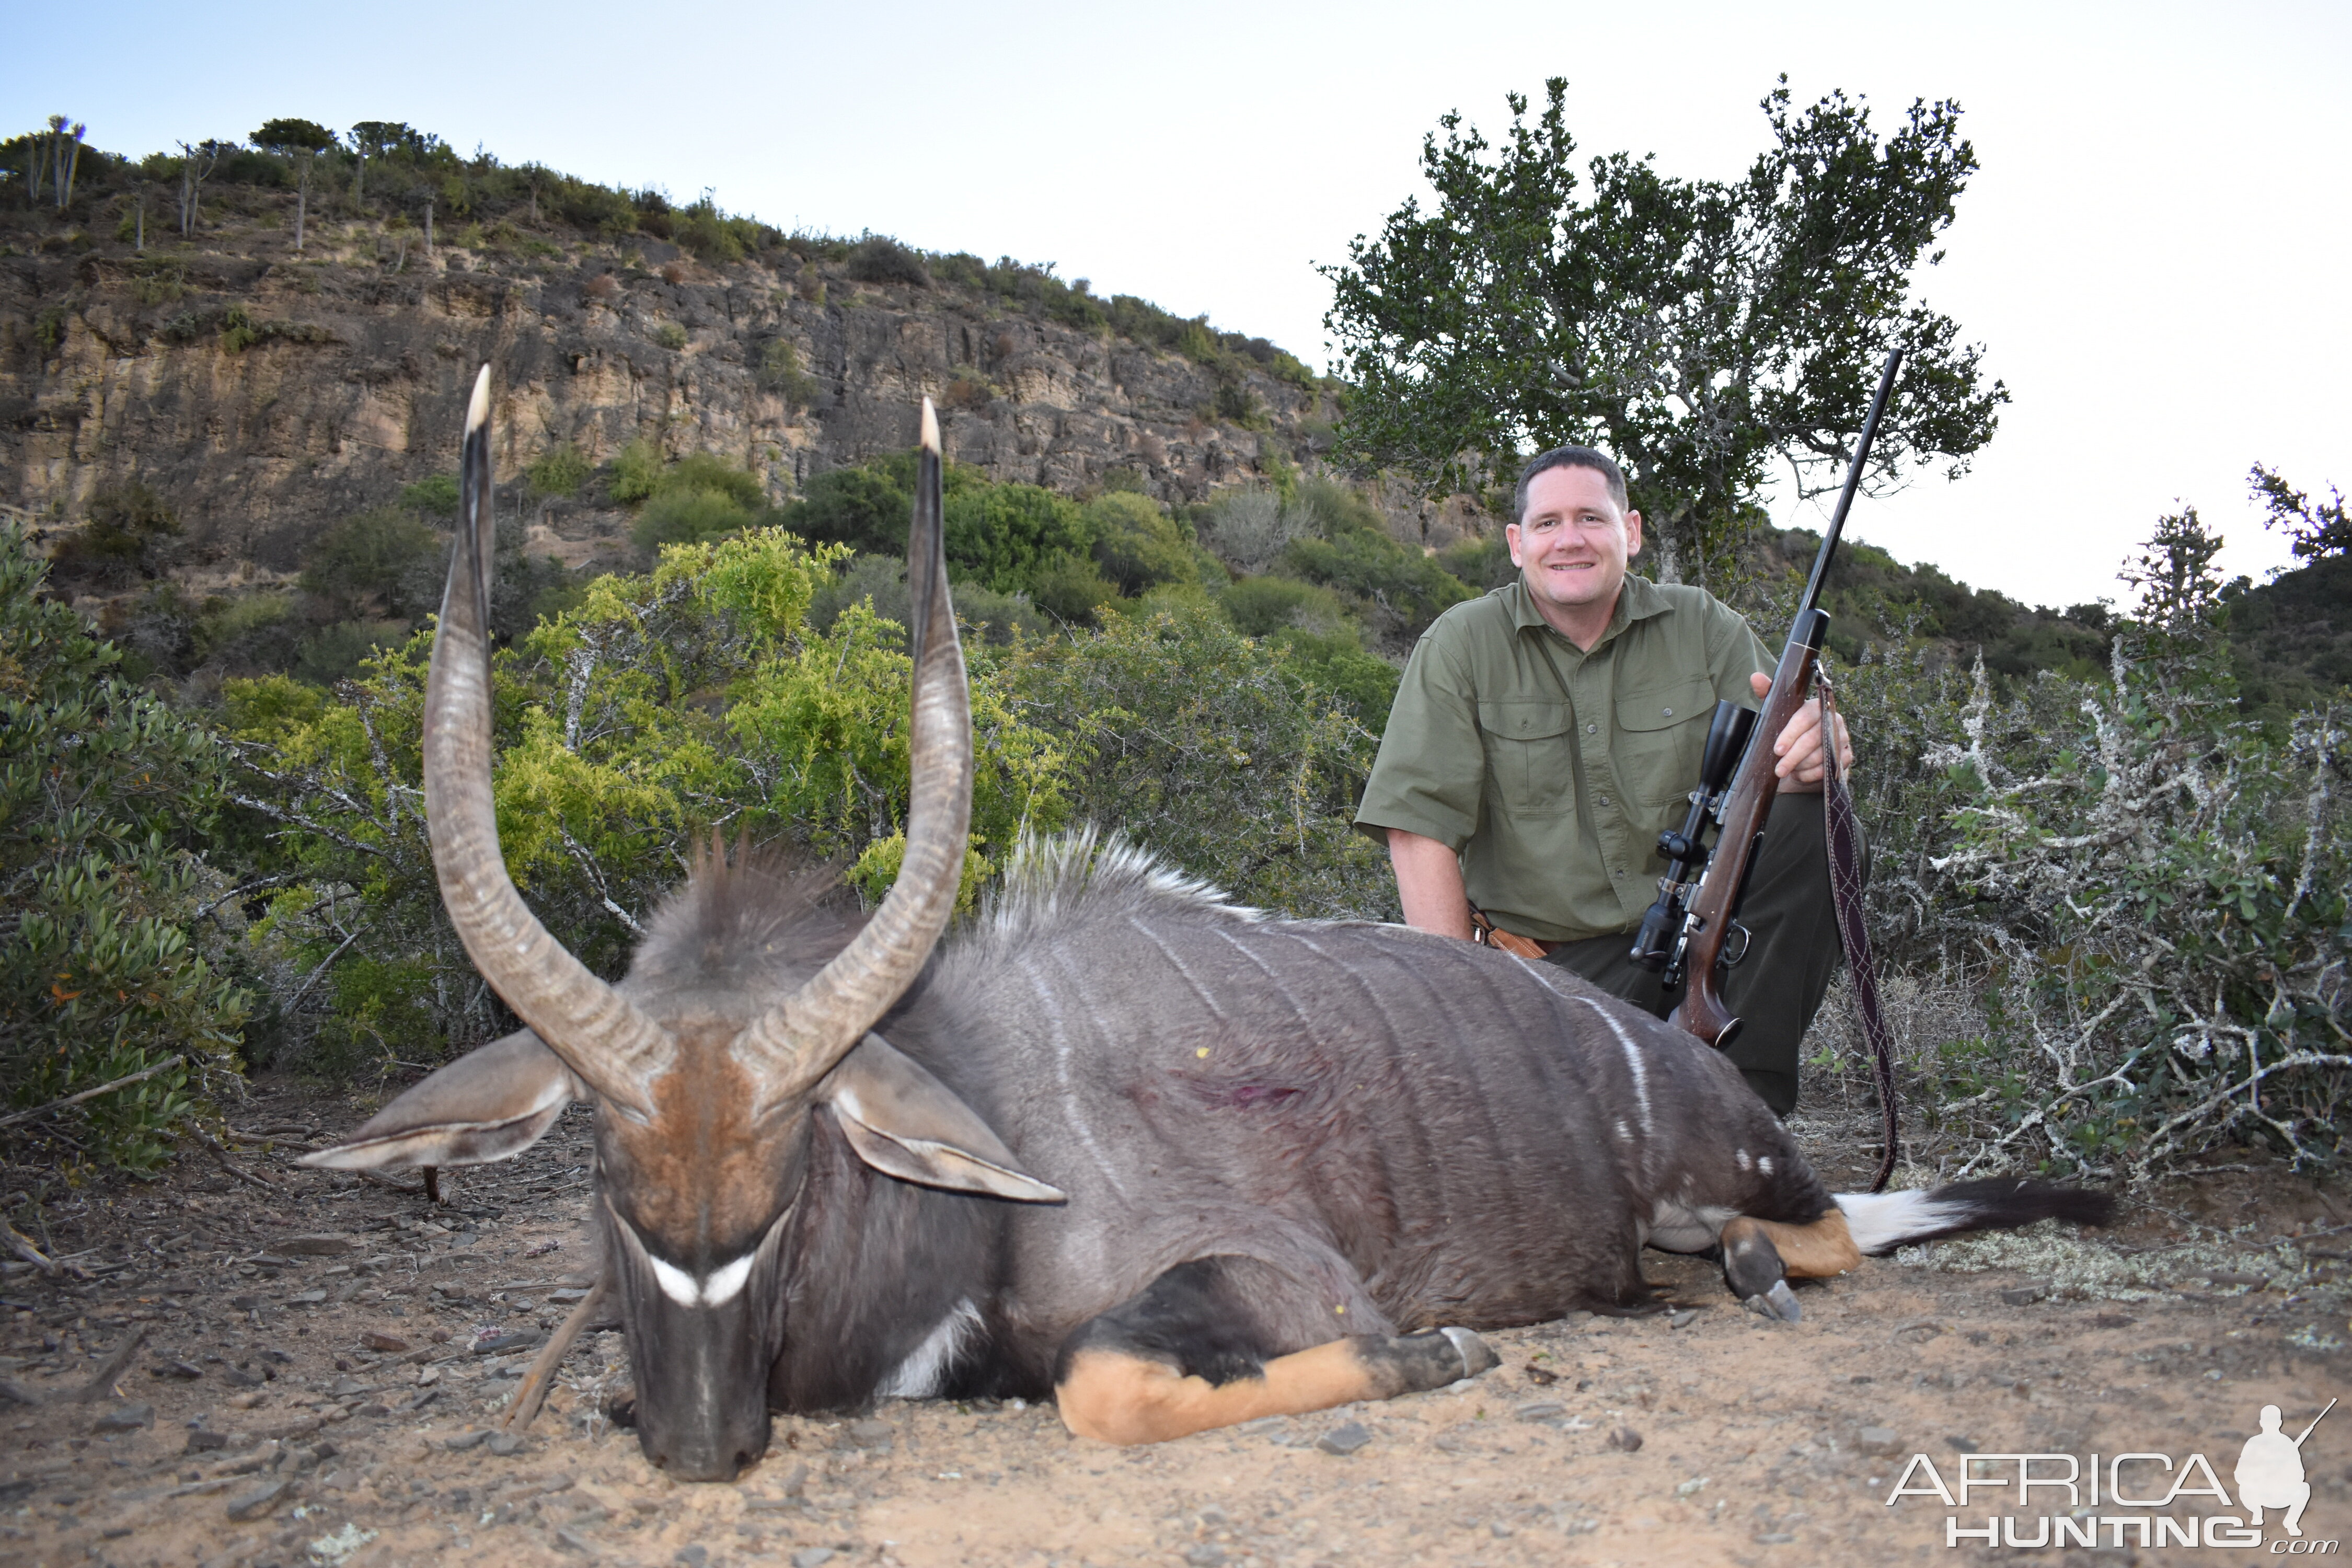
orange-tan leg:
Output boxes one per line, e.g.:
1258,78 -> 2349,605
1723,1209 -> 1860,1278
1058,1329 -> 1492,1446
1720,1209 -> 1859,1322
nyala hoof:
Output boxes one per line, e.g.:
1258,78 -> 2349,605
1740,1281 -> 1803,1322
1438,1325 -> 1497,1379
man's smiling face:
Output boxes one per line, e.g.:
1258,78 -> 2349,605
1507,463 -> 1643,635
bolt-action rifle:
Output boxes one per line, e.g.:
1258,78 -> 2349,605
1627,348 -> 1904,1050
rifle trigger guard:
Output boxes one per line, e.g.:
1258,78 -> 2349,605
1720,920 -> 1752,969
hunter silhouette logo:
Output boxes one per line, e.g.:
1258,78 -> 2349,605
2239,1399 -> 2331,1538
1885,1396 -> 2337,1550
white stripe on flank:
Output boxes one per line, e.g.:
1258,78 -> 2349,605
1834,1189 -> 1969,1253
1574,999 -> 1653,1140
877,1298 -> 982,1399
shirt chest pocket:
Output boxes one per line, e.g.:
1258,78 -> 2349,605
1477,699 -> 1578,815
1614,679 -> 1717,809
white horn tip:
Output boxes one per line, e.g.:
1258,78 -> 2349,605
467,364 -> 491,434
920,397 -> 939,453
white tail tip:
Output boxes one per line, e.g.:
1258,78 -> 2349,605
920,396 -> 939,453
466,364 -> 491,433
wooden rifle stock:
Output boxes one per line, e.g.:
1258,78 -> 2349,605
1667,610 -> 1827,1048
1659,347 -> 1904,1051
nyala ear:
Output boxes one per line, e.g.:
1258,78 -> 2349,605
822,1034 -> 1065,1203
299,1030 -> 583,1172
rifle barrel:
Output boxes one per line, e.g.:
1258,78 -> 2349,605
1792,349 -> 1905,651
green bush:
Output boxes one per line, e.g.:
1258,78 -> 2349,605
528,442 -> 593,498
1277,478 -> 1472,635
51,480 -> 180,586
1004,602 -> 1394,919
757,339 -> 821,410
300,506 -> 443,621
1029,554 -> 1120,624
233,529 -> 1065,1061
946,483 -> 1088,594
400,472 -> 460,515
650,321 -> 689,351
1084,492 -> 1193,596
633,486 -> 755,551
294,619 -> 410,685
1218,574 -> 1345,638
192,590 -> 302,673
846,235 -> 931,287
0,521 -> 249,1172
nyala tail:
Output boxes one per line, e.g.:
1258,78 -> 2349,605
1834,1178 -> 2116,1255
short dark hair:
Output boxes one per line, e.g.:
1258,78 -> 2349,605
1513,446 -> 1629,524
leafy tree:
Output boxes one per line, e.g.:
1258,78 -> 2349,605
347,120 -> 418,201
174,138 -> 227,236
251,117 -> 337,251
1324,78 -> 2007,586
2251,463 -> 2350,564
0,522 -> 250,1171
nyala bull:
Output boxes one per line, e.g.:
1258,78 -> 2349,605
309,369 -> 2111,1479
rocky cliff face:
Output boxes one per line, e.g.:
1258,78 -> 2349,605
1,218 -> 1333,587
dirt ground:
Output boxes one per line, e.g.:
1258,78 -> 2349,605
3,1082 -> 2347,1568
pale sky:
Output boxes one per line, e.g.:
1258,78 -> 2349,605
13,1 -> 2346,609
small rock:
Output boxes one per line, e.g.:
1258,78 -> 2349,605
1490,1520 -> 1515,1537
153,1359 -> 204,1380
548,1288 -> 592,1303
221,1367 -> 263,1389
92,1402 -> 154,1433
259,1348 -> 293,1365
1524,1363 -> 1559,1386
1949,1435 -> 1980,1454
554,1527 -> 598,1555
1999,1284 -> 2046,1306
487,1432 -> 526,1456
1514,1400 -> 1566,1422
280,1235 -> 355,1257
1755,1531 -> 1796,1544
185,1429 -> 231,1453
284,1290 -> 329,1307
225,1478 -> 289,1520
847,1417 -> 894,1446
360,1332 -> 411,1353
1667,1309 -> 1699,1329
473,1330 -> 543,1356
792,1550 -> 837,1568
228,1295 -> 262,1312
1608,1426 -> 1644,1452
675,1548 -> 709,1568
1180,1548 -> 1224,1568
1857,1426 -> 1901,1456
441,1428 -> 490,1452
1316,1421 -> 1373,1455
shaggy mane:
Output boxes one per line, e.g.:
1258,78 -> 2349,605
974,827 -> 1260,950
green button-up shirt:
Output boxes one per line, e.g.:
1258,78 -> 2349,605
1356,575 -> 1771,943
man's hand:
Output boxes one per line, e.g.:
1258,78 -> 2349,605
1751,671 -> 1853,792
1387,829 -> 1474,940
